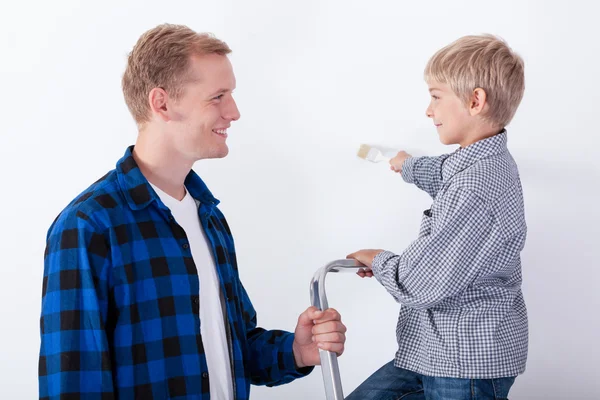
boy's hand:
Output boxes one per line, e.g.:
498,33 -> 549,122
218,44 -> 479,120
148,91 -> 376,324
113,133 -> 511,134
347,249 -> 384,278
390,151 -> 412,173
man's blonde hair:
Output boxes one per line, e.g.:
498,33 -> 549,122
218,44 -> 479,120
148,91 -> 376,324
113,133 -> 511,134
122,24 -> 231,125
425,34 -> 524,128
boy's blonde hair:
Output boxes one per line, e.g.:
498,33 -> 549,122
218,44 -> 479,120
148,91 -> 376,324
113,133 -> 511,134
425,34 -> 524,128
122,24 -> 231,126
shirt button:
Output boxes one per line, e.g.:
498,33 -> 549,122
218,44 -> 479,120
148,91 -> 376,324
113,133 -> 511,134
182,243 -> 189,249
202,372 -> 209,379
193,297 -> 199,304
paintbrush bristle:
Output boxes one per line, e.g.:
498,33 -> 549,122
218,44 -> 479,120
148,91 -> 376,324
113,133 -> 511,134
357,144 -> 372,160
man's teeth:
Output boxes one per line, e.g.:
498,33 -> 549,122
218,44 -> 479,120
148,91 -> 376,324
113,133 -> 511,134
213,129 -> 227,135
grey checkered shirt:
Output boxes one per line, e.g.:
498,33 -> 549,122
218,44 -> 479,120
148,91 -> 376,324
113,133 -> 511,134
372,131 -> 528,379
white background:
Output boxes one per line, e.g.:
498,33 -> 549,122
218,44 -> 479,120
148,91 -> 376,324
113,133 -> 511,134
1,0 -> 599,399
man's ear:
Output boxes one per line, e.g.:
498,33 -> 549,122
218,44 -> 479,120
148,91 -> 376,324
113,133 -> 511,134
469,87 -> 488,117
148,87 -> 170,122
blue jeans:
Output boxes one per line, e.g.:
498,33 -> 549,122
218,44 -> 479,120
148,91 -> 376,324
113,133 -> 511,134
345,361 -> 516,400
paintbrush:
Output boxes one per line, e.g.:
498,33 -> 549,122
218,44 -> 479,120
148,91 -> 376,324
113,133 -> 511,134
356,144 -> 390,163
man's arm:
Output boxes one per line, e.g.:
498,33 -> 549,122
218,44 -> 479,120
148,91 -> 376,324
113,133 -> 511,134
214,213 -> 312,386
216,211 -> 344,386
237,282 -> 314,387
39,212 -> 114,399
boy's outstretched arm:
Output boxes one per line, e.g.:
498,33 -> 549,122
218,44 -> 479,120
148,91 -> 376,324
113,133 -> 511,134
390,151 -> 450,199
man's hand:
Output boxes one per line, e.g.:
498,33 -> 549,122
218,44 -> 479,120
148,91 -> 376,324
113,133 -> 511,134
292,307 -> 346,368
389,151 -> 412,174
347,249 -> 384,278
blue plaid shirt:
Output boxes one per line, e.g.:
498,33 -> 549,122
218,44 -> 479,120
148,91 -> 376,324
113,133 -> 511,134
39,146 -> 312,400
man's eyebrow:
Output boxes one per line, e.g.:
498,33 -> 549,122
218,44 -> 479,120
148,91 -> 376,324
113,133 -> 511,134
208,88 -> 233,96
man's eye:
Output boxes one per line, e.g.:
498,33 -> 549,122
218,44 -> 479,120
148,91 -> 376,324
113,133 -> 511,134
213,94 -> 224,100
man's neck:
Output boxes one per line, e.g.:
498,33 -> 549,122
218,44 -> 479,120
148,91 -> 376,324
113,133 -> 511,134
132,131 -> 193,201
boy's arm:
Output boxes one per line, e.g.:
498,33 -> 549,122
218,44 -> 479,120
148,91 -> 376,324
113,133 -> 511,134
39,213 -> 114,399
370,186 -> 499,309
397,154 -> 450,199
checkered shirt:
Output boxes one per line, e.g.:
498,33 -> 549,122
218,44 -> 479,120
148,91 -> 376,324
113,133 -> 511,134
39,146 -> 312,400
372,131 -> 528,379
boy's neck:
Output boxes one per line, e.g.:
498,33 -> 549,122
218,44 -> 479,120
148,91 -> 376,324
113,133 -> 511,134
459,126 -> 504,148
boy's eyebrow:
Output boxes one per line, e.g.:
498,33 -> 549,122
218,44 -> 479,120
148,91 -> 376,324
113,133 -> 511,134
429,87 -> 442,93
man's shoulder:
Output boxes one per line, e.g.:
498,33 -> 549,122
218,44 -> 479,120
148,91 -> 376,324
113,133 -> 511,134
47,169 -> 125,237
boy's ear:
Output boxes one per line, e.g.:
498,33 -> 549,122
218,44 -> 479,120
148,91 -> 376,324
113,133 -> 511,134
469,87 -> 488,117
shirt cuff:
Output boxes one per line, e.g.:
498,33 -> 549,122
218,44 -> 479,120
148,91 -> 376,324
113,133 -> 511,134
401,157 -> 418,184
283,333 -> 315,378
371,250 -> 399,278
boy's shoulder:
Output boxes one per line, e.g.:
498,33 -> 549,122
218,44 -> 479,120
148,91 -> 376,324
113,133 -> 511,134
441,151 -> 526,239
447,150 -> 522,204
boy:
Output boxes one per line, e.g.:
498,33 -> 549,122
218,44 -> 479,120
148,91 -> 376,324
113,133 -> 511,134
346,35 -> 527,399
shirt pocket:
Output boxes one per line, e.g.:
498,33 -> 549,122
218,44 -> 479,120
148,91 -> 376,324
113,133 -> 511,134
418,209 -> 433,237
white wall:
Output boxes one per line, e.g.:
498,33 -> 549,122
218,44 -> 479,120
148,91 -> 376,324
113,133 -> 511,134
1,0 -> 599,398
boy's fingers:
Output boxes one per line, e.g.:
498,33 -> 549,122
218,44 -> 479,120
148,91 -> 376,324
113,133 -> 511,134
357,268 -> 373,278
347,253 -> 366,267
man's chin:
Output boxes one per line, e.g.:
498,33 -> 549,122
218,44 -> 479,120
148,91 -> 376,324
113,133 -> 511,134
215,146 -> 229,159
197,147 -> 229,161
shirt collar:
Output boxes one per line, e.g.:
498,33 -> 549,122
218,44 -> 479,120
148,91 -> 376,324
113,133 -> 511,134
442,130 -> 508,182
116,145 -> 220,210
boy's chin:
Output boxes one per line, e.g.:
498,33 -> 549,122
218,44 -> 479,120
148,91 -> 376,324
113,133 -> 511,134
438,134 -> 459,146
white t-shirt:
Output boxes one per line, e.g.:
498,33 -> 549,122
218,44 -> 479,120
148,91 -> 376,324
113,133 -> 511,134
150,183 -> 234,400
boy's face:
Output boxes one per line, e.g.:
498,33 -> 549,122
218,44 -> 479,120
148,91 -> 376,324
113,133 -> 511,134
426,80 -> 474,147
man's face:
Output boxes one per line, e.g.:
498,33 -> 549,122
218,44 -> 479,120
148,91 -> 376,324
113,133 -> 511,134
425,80 -> 473,146
166,54 -> 240,161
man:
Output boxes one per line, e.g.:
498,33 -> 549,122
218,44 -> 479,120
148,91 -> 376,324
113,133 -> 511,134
39,23 -> 346,400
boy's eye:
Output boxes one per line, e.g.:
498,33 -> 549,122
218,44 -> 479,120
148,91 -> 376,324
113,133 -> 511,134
431,95 -> 440,100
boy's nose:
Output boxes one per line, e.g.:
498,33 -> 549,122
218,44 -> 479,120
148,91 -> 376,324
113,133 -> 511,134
426,105 -> 433,118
